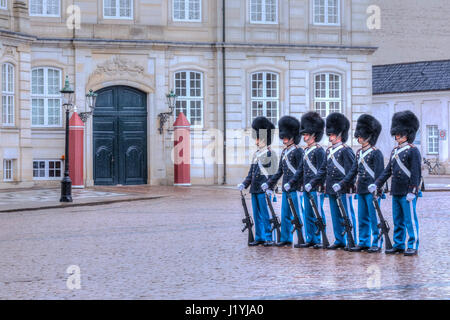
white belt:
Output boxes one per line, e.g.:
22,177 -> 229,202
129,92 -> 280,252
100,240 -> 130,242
359,148 -> 375,179
391,145 -> 411,178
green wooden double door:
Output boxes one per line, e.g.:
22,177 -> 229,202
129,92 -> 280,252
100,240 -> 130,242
93,86 -> 147,185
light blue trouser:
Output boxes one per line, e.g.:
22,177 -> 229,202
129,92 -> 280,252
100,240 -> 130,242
280,191 -> 302,243
328,194 -> 357,246
303,191 -> 326,244
392,196 -> 419,250
357,193 -> 383,248
251,193 -> 273,242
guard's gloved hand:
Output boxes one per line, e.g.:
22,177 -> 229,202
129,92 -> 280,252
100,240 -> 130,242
265,189 -> 274,196
332,183 -> 341,193
305,183 -> 312,192
261,183 -> 269,191
284,183 -> 291,192
368,184 -> 377,193
406,193 -> 416,202
237,183 -> 245,191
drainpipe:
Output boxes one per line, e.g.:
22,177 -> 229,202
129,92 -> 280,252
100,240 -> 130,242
222,0 -> 227,185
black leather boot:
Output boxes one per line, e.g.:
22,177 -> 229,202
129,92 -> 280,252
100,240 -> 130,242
404,248 -> 418,256
385,247 -> 405,254
248,241 -> 265,246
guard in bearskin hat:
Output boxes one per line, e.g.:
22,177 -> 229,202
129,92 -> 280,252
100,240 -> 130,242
237,116 -> 278,246
305,112 -> 357,250
285,112 -> 327,248
261,116 -> 305,247
369,111 -> 422,256
334,114 -> 385,253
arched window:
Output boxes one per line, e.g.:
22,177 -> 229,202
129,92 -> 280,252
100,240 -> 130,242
314,72 -> 342,117
31,67 -> 62,127
29,0 -> 60,16
313,0 -> 339,25
2,63 -> 14,125
250,71 -> 279,124
174,71 -> 203,127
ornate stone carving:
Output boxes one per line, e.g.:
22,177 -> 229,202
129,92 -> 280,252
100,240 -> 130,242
92,56 -> 145,77
3,46 -> 16,58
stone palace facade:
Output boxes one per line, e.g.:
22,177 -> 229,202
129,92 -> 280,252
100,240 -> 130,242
0,0 -> 375,188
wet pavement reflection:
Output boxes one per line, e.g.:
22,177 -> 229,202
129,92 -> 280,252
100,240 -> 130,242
0,186 -> 448,299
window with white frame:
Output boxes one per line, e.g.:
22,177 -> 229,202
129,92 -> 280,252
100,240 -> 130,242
173,0 -> 201,21
33,160 -> 63,180
29,0 -> 60,16
313,0 -> 339,25
2,63 -> 14,126
0,0 -> 7,10
314,73 -> 341,117
427,125 -> 439,154
250,72 -> 279,125
31,67 -> 62,127
249,0 -> 277,23
104,0 -> 133,19
3,159 -> 13,181
174,71 -> 203,127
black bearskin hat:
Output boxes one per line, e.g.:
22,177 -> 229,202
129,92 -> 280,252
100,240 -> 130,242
326,112 -> 350,143
278,116 -> 301,145
251,116 -> 275,145
390,110 -> 420,143
300,112 -> 325,141
354,114 -> 382,146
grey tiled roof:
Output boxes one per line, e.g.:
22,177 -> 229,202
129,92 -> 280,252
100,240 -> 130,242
373,60 -> 450,94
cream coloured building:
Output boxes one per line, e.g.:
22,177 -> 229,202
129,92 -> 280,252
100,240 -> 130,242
0,0 -> 375,189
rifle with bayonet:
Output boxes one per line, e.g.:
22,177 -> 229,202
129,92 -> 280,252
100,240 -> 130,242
371,191 -> 393,251
306,191 -> 329,248
265,192 -> 281,242
287,192 -> 306,246
240,190 -> 255,245
335,192 -> 356,250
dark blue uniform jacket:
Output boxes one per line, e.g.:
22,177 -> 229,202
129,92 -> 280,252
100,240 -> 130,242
309,143 -> 356,195
242,147 -> 278,194
267,145 -> 304,192
340,146 -> 384,195
288,144 -> 326,192
375,143 -> 422,196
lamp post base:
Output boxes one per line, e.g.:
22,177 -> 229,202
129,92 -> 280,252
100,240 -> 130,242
60,177 -> 73,202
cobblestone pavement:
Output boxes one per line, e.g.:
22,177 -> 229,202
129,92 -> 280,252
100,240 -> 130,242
0,189 -> 127,205
0,186 -> 448,299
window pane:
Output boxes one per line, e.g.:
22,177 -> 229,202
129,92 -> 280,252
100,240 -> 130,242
104,0 -> 117,16
190,72 -> 201,97
175,72 -> 187,97
251,0 -> 263,22
189,0 -> 200,20
47,99 -> 61,125
32,99 -> 45,125
46,0 -> 59,15
30,0 -> 44,15
32,69 -> 44,95
265,0 -> 276,22
119,0 -> 131,17
189,100 -> 202,126
174,0 -> 185,20
314,0 -> 325,23
47,69 -> 60,95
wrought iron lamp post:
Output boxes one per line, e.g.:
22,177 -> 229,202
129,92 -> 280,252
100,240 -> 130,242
158,90 -> 177,134
60,76 -> 74,202
79,89 -> 98,123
